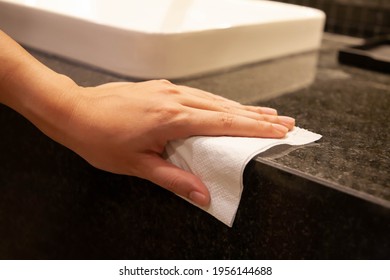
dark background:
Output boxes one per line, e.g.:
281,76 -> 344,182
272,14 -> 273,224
274,0 -> 390,38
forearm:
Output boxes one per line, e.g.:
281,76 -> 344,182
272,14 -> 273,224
0,29 -> 80,145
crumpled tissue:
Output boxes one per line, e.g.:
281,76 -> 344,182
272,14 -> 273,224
164,127 -> 322,227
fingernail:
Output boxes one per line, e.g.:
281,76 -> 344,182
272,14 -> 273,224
189,191 -> 208,206
261,107 -> 278,115
278,116 -> 295,126
272,124 -> 288,136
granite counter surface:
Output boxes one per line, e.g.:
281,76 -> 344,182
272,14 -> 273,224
0,34 -> 389,259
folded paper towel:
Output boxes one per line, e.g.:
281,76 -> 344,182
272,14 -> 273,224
164,127 -> 322,227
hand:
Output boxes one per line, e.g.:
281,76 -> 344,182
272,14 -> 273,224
62,79 -> 295,206
0,29 -> 295,207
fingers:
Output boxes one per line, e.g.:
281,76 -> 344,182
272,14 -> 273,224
174,85 -> 294,134
138,154 -> 211,207
259,114 -> 295,130
245,106 -> 278,115
176,108 -> 292,139
178,96 -> 295,131
178,85 -> 278,116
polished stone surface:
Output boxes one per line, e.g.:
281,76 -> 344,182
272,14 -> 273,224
0,34 -> 389,259
256,52 -> 390,207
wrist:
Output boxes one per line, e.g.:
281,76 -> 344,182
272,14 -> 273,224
4,61 -> 82,147
26,73 -> 83,147
0,29 -> 83,152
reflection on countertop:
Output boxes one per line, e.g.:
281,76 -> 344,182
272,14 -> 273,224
180,50 -> 319,104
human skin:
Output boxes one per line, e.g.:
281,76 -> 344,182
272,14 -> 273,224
0,29 -> 295,206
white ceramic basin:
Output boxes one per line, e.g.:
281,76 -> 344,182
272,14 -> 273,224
0,0 -> 325,79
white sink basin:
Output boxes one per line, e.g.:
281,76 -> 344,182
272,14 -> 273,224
0,0 -> 325,79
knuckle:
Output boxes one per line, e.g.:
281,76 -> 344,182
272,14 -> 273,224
161,104 -> 181,117
155,80 -> 181,95
164,174 -> 182,193
220,112 -> 235,128
257,119 -> 273,131
158,79 -> 172,85
164,85 -> 181,95
155,104 -> 183,124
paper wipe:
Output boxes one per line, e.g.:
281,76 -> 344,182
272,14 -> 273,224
164,127 -> 322,227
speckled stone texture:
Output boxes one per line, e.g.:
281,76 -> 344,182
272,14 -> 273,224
0,34 -> 389,259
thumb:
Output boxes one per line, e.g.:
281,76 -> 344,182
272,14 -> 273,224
138,155 -> 210,207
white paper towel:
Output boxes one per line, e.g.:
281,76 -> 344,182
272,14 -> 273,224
164,127 -> 322,227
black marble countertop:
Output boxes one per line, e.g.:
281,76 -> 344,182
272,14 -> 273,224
0,34 -> 389,259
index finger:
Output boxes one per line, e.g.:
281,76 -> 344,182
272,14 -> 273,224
173,107 -> 289,139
